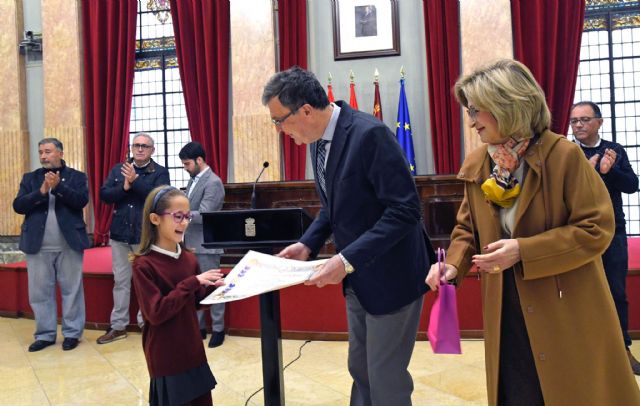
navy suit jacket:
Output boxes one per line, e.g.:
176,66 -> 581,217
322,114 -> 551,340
300,101 -> 435,315
13,163 -> 90,254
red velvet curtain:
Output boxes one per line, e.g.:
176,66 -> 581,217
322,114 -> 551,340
169,0 -> 230,182
278,0 -> 308,180
423,0 -> 461,174
512,0 -> 585,135
82,0 -> 137,245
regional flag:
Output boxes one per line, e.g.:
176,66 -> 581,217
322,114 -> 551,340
373,80 -> 383,121
349,82 -> 359,110
396,78 -> 416,175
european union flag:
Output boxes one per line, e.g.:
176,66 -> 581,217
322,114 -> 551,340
396,78 -> 416,175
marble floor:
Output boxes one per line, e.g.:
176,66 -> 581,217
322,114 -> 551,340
1,317 -> 638,406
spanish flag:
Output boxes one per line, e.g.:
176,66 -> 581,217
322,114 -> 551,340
373,79 -> 383,121
349,82 -> 359,110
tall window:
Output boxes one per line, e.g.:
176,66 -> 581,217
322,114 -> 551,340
574,0 -> 640,235
130,1 -> 191,188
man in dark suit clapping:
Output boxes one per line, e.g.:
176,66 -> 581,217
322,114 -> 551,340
97,133 -> 170,344
13,138 -> 90,352
262,67 -> 435,406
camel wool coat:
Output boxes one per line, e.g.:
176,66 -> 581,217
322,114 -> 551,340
446,130 -> 640,406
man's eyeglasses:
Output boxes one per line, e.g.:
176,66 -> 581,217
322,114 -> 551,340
466,106 -> 480,121
271,107 -> 299,127
569,117 -> 597,126
159,211 -> 193,223
132,143 -> 153,150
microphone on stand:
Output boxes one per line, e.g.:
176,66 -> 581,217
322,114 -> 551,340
250,161 -> 269,209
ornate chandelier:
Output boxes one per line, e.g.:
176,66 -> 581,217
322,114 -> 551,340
147,0 -> 171,24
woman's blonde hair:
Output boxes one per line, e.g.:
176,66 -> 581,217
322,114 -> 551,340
454,59 -> 551,139
131,186 -> 186,260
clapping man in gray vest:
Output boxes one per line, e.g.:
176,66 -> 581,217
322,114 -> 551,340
13,138 -> 90,352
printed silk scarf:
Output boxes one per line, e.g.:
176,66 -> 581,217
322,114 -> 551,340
481,137 -> 530,208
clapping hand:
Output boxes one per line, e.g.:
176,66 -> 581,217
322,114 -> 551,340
598,148 -> 617,174
40,171 -> 60,195
121,162 -> 138,191
588,149 -> 617,174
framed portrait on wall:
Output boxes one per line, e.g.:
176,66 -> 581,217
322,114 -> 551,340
331,0 -> 400,60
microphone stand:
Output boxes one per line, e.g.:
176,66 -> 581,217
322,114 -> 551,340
251,162 -> 269,209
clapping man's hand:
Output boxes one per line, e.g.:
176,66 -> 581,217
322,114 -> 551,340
121,162 -> 138,191
599,148 -> 617,174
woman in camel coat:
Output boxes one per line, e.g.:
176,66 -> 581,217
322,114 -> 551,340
426,59 -> 640,406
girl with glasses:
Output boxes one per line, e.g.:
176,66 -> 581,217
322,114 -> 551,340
132,186 -> 225,406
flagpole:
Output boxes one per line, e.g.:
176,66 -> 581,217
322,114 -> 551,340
271,0 -> 280,72
373,68 -> 383,121
396,66 -> 417,175
327,72 -> 335,103
349,70 -> 359,110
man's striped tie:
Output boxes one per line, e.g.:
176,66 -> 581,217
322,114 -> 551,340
316,139 -> 330,195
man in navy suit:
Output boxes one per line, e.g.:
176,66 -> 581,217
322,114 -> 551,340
13,138 -> 90,352
262,67 -> 435,406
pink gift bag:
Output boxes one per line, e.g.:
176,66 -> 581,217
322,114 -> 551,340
427,248 -> 462,354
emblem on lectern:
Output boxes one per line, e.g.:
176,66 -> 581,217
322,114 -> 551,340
245,217 -> 256,237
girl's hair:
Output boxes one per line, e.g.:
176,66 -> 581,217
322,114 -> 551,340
454,59 -> 551,139
131,185 -> 186,259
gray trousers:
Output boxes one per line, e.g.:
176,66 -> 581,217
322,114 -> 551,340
346,287 -> 423,406
26,248 -> 85,341
195,253 -> 225,332
109,239 -> 142,330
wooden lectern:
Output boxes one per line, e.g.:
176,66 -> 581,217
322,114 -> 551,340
202,208 -> 313,406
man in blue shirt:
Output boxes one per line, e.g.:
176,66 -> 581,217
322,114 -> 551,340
571,101 -> 640,375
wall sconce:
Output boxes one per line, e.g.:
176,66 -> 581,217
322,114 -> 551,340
19,31 -> 43,57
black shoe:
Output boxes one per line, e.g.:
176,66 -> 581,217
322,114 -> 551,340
627,349 -> 640,375
28,340 -> 55,352
208,331 -> 225,348
200,329 -> 207,340
62,338 -> 79,351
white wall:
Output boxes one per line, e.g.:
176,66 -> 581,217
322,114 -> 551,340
22,0 -> 436,176
23,0 -> 44,171
307,0 -> 434,175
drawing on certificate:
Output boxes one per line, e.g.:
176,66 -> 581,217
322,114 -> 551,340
200,250 -> 328,304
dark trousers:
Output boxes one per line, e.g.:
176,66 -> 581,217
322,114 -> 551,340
498,268 -> 544,406
184,393 -> 212,406
602,231 -> 631,348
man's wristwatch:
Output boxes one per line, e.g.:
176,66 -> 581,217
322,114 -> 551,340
338,253 -> 355,274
